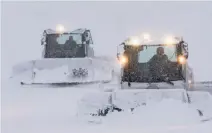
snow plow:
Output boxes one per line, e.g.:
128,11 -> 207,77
77,34 -> 212,122
11,27 -> 113,85
113,35 -> 195,105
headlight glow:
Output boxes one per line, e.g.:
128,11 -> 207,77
56,24 -> 65,33
141,33 -> 151,42
128,36 -> 141,46
120,56 -> 128,65
178,55 -> 186,64
164,35 -> 178,45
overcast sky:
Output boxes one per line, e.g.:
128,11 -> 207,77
1,1 -> 212,81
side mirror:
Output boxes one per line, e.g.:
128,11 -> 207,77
82,32 -> 91,44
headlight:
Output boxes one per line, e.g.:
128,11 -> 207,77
178,55 -> 186,64
56,24 -> 65,33
119,56 -> 128,65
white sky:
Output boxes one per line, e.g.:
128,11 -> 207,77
1,1 -> 212,81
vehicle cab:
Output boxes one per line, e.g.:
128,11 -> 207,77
41,28 -> 94,58
117,34 -> 192,88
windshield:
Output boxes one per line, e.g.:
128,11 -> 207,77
44,33 -> 85,58
133,45 -> 182,82
138,45 -> 177,63
47,33 -> 82,45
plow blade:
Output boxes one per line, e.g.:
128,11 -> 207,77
187,91 -> 212,119
112,89 -> 189,110
77,88 -> 189,117
78,89 -> 212,124
12,58 -> 114,85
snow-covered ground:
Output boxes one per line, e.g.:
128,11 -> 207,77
1,78 -> 100,133
2,72 -> 212,133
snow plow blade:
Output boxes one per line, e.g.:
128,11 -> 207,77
77,89 -> 212,124
113,89 -> 189,107
77,88 -> 190,117
11,58 -> 114,85
187,91 -> 212,118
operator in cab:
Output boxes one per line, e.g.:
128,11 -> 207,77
64,36 -> 77,49
64,35 -> 78,57
148,47 -> 170,79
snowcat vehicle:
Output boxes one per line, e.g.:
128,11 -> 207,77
41,28 -> 93,78
117,35 -> 194,90
78,34 -> 206,118
107,35 -> 196,110
12,27 -> 113,85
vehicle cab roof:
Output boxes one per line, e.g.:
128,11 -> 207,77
43,28 -> 89,35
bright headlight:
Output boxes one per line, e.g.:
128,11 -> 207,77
164,35 -> 178,45
120,55 -> 128,65
178,55 -> 186,64
56,24 -> 65,33
141,33 -> 151,42
128,36 -> 141,46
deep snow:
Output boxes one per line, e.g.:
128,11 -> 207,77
2,74 -> 212,133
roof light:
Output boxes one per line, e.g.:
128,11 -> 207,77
164,35 -> 178,45
56,24 -> 65,33
141,33 -> 151,42
128,36 -> 141,46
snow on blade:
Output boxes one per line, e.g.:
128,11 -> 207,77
11,58 -> 114,84
113,88 -> 189,110
99,99 -> 212,133
102,99 -> 201,126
